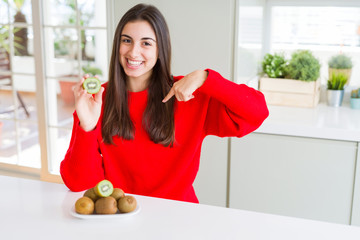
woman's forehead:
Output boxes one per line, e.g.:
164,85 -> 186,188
121,20 -> 156,40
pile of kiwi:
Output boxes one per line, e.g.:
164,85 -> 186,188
74,180 -> 137,215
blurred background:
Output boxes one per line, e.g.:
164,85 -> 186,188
0,0 -> 359,190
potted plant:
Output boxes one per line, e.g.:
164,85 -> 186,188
285,50 -> 321,82
261,53 -> 287,79
1,0 -> 29,56
326,72 -> 347,107
259,50 -> 321,108
328,54 -> 352,85
350,88 -> 360,110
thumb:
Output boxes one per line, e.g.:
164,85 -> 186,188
162,87 -> 175,103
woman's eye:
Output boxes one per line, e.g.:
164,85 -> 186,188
143,41 -> 152,46
121,38 -> 131,43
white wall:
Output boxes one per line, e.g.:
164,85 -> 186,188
112,0 -> 236,207
112,0 -> 234,78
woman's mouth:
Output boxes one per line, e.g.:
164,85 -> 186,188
127,59 -> 143,69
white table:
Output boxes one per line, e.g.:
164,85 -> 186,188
2,175 -> 360,240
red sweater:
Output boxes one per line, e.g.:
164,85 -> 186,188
60,69 -> 268,203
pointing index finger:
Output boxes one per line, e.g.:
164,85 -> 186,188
162,87 -> 175,103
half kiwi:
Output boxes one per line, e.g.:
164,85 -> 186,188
94,180 -> 114,197
82,77 -> 101,94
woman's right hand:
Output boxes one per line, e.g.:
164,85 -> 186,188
73,75 -> 105,132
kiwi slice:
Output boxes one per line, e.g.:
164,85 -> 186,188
118,195 -> 137,213
95,196 -> 118,214
82,77 -> 101,94
75,196 -> 94,215
110,188 -> 125,201
94,180 -> 114,197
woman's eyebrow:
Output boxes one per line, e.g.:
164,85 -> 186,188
121,34 -> 156,42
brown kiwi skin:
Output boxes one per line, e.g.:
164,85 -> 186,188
118,195 -> 137,213
95,196 -> 118,214
75,196 -> 94,215
111,188 -> 125,201
83,187 -> 100,202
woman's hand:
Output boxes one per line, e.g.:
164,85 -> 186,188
162,70 -> 208,103
73,75 -> 104,132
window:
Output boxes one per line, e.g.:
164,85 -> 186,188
0,0 -> 40,174
0,0 -> 109,181
43,0 -> 108,177
267,1 -> 360,87
236,2 -> 264,85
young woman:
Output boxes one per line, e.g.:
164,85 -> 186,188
60,4 -> 269,203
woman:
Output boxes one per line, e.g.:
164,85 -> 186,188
60,4 -> 268,203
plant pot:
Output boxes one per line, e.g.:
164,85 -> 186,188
350,98 -> 360,110
58,74 -> 79,106
259,77 -> 320,108
59,80 -> 77,106
326,89 -> 344,107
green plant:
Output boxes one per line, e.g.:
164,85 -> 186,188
351,88 -> 360,98
261,53 -> 287,78
327,72 -> 347,90
328,54 -> 352,69
2,0 -> 29,56
82,64 -> 102,76
285,50 -> 320,82
0,25 -> 24,55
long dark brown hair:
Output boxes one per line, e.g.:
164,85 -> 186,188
102,4 -> 175,147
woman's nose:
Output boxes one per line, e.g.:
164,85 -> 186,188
129,43 -> 141,58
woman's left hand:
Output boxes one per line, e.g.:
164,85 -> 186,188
162,70 -> 208,103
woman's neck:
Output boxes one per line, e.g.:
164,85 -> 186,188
126,73 -> 151,92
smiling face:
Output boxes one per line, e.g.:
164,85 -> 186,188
119,20 -> 158,91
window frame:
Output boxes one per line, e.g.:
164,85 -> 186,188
0,0 -> 113,183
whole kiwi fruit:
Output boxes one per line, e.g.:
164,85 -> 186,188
95,196 -> 118,214
75,196 -> 94,215
83,187 -> 99,202
118,195 -> 137,213
111,188 -> 125,201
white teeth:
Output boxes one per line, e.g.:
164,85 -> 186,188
128,59 -> 142,66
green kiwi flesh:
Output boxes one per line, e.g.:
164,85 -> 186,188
75,196 -> 94,214
95,196 -> 118,214
83,77 -> 101,94
118,195 -> 137,213
94,180 -> 114,197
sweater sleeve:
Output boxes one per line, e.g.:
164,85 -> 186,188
60,112 -> 105,191
198,69 -> 269,138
